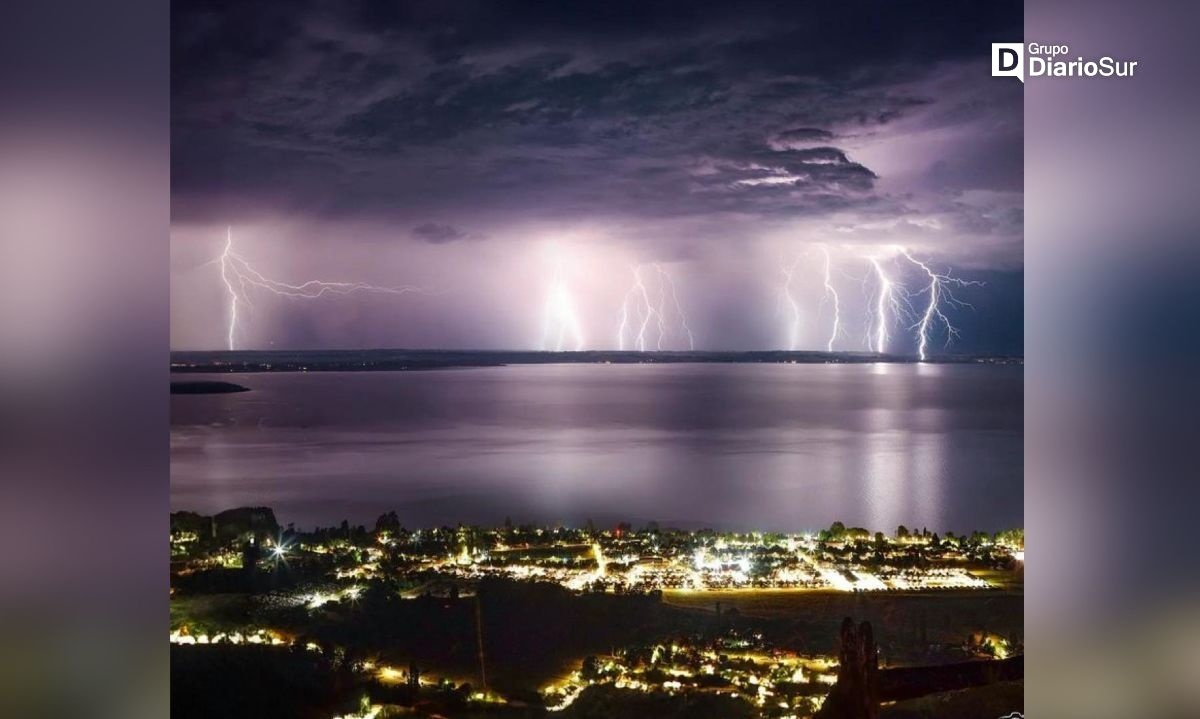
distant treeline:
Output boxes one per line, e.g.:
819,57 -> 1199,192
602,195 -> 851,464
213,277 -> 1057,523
170,348 -> 1023,373
172,507 -> 1022,546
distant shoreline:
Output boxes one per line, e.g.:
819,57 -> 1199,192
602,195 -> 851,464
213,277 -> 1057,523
170,380 -> 251,394
170,349 -> 1023,373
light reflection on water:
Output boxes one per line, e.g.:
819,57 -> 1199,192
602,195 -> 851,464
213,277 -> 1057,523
170,363 -> 1021,532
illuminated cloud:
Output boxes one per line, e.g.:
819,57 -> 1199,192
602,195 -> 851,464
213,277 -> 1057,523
171,1 -> 1022,353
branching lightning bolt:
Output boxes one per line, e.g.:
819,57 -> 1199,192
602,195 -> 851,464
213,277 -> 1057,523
632,265 -> 658,351
818,245 -> 842,352
898,248 -> 984,361
217,227 -> 423,350
864,254 -> 914,355
617,264 -> 694,351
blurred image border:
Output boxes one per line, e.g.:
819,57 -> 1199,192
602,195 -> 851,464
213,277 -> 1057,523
1,0 -> 1197,717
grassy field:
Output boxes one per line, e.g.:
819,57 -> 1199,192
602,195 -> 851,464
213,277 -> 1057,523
969,568 -> 1024,592
172,581 -> 1023,691
170,594 -> 259,632
663,588 -> 1023,660
663,587 -> 1020,617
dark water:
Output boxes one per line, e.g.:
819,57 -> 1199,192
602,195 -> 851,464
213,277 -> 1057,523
170,363 -> 1022,533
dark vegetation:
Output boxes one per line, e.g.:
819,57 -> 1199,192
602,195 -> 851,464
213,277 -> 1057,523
267,578 -> 709,698
880,656 -> 1023,702
880,681 -> 1023,719
562,685 -> 757,719
815,619 -> 1022,719
170,644 -> 356,719
665,591 -> 1023,665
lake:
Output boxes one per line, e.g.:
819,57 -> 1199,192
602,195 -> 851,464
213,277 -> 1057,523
170,362 -> 1022,533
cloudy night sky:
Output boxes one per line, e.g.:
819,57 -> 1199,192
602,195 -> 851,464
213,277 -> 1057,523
170,0 -> 1022,354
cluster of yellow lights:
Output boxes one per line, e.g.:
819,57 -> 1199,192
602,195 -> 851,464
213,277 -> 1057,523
401,537 -> 999,595
542,647 -> 838,713
169,628 -> 286,646
304,585 -> 364,609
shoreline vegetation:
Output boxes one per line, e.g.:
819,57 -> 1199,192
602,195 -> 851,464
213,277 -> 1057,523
169,349 -> 1023,374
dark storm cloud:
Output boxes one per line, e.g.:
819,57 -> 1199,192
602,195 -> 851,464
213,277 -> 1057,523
771,128 -> 836,147
171,0 -> 1022,228
411,222 -> 475,244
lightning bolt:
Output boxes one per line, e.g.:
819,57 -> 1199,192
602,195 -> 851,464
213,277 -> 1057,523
540,246 -> 585,351
217,227 -> 423,350
865,254 -> 913,355
617,264 -> 694,351
818,245 -> 842,352
617,281 -> 632,350
219,228 -> 240,351
778,256 -> 802,351
898,248 -> 984,361
659,265 -> 695,351
633,265 -> 657,351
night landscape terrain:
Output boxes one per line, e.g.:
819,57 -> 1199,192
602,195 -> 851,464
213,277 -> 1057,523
171,507 -> 1023,718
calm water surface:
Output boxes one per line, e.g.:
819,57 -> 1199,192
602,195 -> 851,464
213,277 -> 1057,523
170,363 -> 1021,532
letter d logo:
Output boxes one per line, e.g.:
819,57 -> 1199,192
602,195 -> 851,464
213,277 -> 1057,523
991,43 -> 1024,82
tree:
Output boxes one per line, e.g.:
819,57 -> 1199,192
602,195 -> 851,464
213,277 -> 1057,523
896,525 -> 910,539
241,540 -> 261,578
374,511 -> 401,534
581,655 -> 601,681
